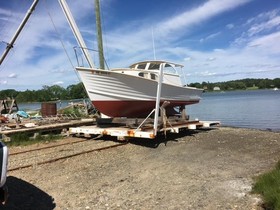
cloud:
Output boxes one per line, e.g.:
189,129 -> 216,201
8,73 -> 17,78
184,57 -> 192,61
157,0 -> 252,35
200,32 -> 221,43
226,23 -> 234,29
248,15 -> 280,37
207,57 -> 216,61
233,9 -> 280,47
247,31 -> 280,54
53,81 -> 64,85
0,80 -> 7,84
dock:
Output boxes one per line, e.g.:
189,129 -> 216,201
0,118 -> 95,141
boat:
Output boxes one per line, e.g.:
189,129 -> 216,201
76,60 -> 203,118
59,0 -> 203,118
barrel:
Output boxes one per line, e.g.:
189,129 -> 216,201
41,102 -> 57,117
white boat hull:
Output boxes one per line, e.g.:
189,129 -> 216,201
76,67 -> 203,117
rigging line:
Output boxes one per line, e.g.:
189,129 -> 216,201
42,0 -> 75,71
42,0 -> 89,99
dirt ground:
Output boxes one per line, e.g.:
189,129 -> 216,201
2,127 -> 280,210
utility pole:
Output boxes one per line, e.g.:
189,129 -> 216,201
95,0 -> 105,69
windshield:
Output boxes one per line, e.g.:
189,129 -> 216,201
163,63 -> 177,74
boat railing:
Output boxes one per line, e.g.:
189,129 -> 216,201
73,46 -> 110,70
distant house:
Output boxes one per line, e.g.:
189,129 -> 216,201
213,86 -> 221,91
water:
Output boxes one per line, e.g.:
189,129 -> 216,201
18,90 -> 280,131
18,99 -> 86,111
187,89 -> 280,131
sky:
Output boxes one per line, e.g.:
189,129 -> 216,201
0,0 -> 280,91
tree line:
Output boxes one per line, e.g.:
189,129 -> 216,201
189,78 -> 280,91
0,82 -> 87,103
1,78 -> 280,103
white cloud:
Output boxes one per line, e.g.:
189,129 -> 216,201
207,57 -> 216,61
184,57 -> 192,61
157,0 -> 252,35
226,23 -> 234,29
53,81 -> 64,85
247,31 -> 280,54
200,32 -> 221,43
248,16 -> 280,37
0,80 -> 7,84
8,73 -> 17,78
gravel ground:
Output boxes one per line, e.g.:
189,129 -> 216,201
2,127 -> 280,210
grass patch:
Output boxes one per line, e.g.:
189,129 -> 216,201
246,86 -> 259,90
5,132 -> 62,147
252,161 -> 280,210
59,106 -> 86,117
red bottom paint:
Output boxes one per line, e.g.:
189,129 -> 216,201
93,100 -> 199,118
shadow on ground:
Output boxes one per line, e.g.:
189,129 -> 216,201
128,129 -> 204,148
1,176 -> 56,210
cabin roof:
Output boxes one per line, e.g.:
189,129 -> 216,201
129,60 -> 184,68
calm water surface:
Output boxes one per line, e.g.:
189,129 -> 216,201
188,89 -> 280,131
19,99 -> 85,111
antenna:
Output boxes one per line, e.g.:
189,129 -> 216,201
152,27 -> 156,60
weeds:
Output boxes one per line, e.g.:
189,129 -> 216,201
252,161 -> 280,210
5,132 -> 62,147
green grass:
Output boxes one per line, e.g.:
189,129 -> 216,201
5,132 -> 62,147
58,106 -> 86,117
246,86 -> 259,90
252,161 -> 280,210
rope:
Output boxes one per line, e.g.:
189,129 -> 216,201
42,0 -> 93,104
43,0 -> 75,70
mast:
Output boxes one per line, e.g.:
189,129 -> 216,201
0,0 -> 39,65
95,0 -> 105,69
59,0 -> 95,68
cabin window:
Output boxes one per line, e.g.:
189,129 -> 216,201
163,64 -> 177,74
149,63 -> 160,70
138,72 -> 149,79
150,73 -> 157,80
137,64 -> 146,69
139,72 -> 144,77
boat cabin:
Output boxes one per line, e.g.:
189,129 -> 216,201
131,61 -> 185,86
112,60 -> 185,86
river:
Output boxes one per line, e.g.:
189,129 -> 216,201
18,89 -> 280,131
187,89 -> 280,131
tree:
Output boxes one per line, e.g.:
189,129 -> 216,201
0,89 -> 18,99
273,78 -> 280,88
67,82 -> 87,99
